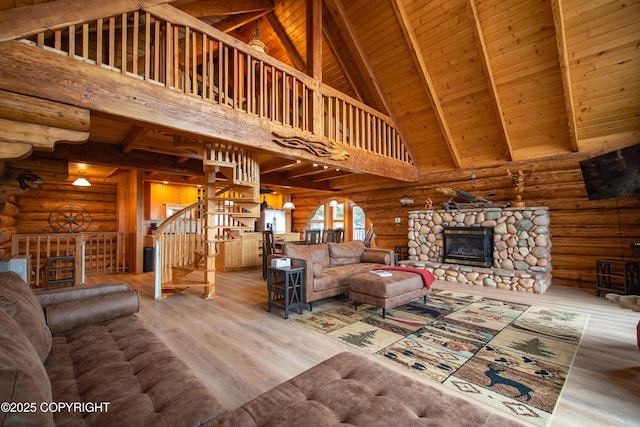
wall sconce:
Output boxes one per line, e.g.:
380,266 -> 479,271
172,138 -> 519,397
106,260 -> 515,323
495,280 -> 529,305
399,196 -> 413,206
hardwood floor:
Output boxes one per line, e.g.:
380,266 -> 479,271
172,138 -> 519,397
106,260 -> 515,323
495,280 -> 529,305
86,269 -> 640,426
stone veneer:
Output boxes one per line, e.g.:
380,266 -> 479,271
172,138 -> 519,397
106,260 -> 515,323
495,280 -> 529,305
402,207 -> 552,293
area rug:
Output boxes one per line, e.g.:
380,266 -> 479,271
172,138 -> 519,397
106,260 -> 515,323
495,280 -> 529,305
294,290 -> 588,426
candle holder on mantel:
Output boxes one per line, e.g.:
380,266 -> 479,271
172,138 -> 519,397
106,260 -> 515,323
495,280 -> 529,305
507,169 -> 530,208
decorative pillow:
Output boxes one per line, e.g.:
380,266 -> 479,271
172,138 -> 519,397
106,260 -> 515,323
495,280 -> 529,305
44,290 -> 139,334
328,241 -> 365,266
361,251 -> 391,265
0,272 -> 52,362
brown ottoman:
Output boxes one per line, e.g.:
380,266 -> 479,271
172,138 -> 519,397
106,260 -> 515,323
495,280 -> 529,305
349,271 -> 430,318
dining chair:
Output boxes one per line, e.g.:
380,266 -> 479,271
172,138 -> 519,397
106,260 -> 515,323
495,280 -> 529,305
262,230 -> 276,279
305,230 -> 322,245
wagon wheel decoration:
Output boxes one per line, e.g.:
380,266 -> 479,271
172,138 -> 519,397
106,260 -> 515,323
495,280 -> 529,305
49,204 -> 92,233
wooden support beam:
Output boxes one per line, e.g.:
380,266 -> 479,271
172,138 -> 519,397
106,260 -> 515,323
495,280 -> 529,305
175,0 -> 274,18
265,13 -> 306,71
121,126 -> 151,153
325,0 -> 417,165
322,25 -> 364,103
0,119 -> 89,155
35,141 -> 204,176
390,0 -> 462,169
467,0 -> 514,161
551,0 -> 580,152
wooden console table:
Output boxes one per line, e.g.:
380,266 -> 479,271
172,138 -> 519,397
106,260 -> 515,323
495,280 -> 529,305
596,259 -> 639,296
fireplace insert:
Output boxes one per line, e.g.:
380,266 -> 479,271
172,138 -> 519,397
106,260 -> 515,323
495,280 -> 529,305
443,226 -> 493,267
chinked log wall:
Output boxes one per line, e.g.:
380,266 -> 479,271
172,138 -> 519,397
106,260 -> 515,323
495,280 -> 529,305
292,155 -> 640,291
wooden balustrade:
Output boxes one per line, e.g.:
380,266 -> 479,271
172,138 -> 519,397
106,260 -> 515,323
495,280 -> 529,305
11,232 -> 129,288
18,5 -> 413,166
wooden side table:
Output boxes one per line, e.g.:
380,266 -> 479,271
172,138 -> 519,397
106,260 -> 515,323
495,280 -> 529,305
596,259 -> 639,296
267,266 -> 304,319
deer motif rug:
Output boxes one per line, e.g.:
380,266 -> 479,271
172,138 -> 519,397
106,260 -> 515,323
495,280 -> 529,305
294,290 -> 588,426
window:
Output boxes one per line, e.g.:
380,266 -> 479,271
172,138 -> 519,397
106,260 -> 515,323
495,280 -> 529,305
352,206 -> 365,241
309,205 -> 324,230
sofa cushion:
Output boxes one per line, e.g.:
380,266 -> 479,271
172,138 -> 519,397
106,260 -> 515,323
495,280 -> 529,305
283,243 -> 331,268
44,290 -> 140,334
0,308 -> 54,427
328,241 -> 364,266
0,272 -> 52,362
46,314 -> 225,427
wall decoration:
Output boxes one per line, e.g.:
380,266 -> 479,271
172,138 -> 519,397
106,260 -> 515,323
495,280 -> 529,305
272,132 -> 350,160
49,203 -> 92,233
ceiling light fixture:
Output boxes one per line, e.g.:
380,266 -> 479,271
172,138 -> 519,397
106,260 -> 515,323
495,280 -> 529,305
72,177 -> 91,187
283,201 -> 295,209
248,20 -> 268,54
72,171 -> 91,187
329,200 -> 338,207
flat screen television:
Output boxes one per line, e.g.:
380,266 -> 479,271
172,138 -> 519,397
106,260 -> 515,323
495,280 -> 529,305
579,144 -> 640,200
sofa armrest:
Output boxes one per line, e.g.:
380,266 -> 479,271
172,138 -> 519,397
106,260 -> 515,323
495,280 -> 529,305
44,290 -> 139,334
35,282 -> 131,308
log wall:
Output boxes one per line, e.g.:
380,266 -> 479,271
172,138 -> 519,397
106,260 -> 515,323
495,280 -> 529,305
292,155 -> 640,291
14,182 -> 118,235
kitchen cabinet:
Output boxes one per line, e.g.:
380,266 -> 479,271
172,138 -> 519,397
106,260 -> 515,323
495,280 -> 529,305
146,183 -> 200,220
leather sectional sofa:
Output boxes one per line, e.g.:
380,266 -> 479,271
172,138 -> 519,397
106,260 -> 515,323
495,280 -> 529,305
0,271 -> 520,426
278,240 -> 396,309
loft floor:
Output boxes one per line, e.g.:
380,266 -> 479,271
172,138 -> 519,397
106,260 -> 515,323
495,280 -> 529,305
85,269 -> 640,426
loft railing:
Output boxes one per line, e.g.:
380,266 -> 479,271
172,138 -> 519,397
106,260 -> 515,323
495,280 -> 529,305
10,232 -> 129,288
17,4 -> 413,165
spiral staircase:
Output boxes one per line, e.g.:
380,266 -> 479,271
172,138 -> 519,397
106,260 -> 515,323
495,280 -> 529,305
154,144 -> 260,299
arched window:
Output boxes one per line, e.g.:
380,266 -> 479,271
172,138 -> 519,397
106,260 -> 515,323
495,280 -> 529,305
307,199 -> 368,242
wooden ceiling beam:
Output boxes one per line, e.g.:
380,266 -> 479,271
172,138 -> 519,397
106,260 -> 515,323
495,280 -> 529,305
214,11 -> 272,34
175,0 -> 274,18
265,13 -> 306,71
326,0 -> 418,166
323,0 -> 387,113
551,0 -> 580,152
261,172 -> 334,192
37,141 -> 204,176
322,24 -> 365,103
390,0 -> 462,169
121,126 -> 150,153
259,158 -> 300,174
467,0 -> 514,161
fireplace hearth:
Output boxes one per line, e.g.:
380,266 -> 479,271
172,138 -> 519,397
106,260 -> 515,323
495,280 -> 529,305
443,226 -> 493,267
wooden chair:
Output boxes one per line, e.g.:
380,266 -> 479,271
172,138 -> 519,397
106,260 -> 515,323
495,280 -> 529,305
262,231 -> 276,279
323,229 -> 344,243
363,228 -> 375,248
305,230 -> 322,245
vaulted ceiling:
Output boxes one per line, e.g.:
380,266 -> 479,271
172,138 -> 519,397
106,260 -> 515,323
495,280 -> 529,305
2,0 -> 639,192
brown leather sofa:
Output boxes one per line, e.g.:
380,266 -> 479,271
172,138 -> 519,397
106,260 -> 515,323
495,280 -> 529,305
0,271 -> 520,426
278,240 -> 395,309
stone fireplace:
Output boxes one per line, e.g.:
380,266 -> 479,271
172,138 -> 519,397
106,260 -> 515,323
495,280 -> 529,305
402,207 -> 552,293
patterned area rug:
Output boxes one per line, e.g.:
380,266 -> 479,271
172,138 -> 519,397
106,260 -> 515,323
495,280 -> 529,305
294,290 -> 588,426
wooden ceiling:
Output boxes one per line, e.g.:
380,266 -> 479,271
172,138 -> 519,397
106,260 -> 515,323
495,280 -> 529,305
2,0 -> 638,193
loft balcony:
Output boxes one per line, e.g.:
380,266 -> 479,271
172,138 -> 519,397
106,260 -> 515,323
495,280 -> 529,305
0,2 -> 418,183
